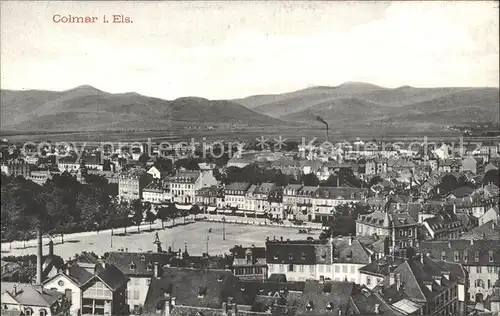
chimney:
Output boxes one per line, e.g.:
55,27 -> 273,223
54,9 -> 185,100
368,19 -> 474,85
349,236 -> 353,246
470,239 -> 474,245
48,240 -> 54,256
13,285 -> 17,296
154,262 -> 160,279
36,228 -> 43,285
374,304 -> 380,315
453,204 -> 456,214
280,236 -> 283,242
164,296 -> 175,316
389,273 -> 395,286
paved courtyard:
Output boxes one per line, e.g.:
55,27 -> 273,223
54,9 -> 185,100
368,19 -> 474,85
1,221 -> 319,260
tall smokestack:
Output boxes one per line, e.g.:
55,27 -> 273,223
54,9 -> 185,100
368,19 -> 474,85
36,228 -> 43,285
316,116 -> 329,142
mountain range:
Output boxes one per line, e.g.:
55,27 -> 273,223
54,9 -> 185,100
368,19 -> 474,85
1,83 -> 498,133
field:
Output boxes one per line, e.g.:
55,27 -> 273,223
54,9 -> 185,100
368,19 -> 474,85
0,221 -> 319,259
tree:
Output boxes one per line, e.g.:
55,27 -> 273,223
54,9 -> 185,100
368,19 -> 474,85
116,201 -> 131,235
156,204 -> 169,229
131,199 -> 143,232
301,173 -> 319,186
145,209 -> 156,230
167,203 -> 179,227
190,204 -> 201,220
180,208 -> 189,224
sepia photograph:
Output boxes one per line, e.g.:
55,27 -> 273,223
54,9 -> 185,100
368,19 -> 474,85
0,1 -> 499,315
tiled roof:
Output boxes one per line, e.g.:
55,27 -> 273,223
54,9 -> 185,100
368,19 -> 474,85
225,182 -> 251,193
295,280 -> 354,315
312,186 -> 367,200
423,212 -> 463,234
143,268 -> 244,314
420,240 -> 500,266
350,285 -> 403,316
167,171 -> 200,183
95,263 -> 129,291
105,251 -> 175,277
266,241 -> 318,265
1,282 -> 63,307
461,221 -> 500,240
359,256 -> 406,277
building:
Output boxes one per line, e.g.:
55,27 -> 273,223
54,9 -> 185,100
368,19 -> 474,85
265,236 -> 372,283
142,180 -> 171,205
166,170 -> 218,204
479,205 -> 500,226
282,184 -> 318,221
43,252 -> 128,316
27,170 -> 54,186
142,268 -> 256,316
365,159 -> 388,175
0,260 -> 21,282
104,234 -> 173,313
360,254 -> 467,315
57,155 -> 104,173
244,182 -> 278,215
1,161 -> 31,178
356,208 -> 419,255
220,182 -> 251,210
118,168 -> 152,202
422,211 -> 464,240
437,159 -> 461,173
420,240 -> 500,304
195,185 -> 220,210
232,245 -> 268,281
462,157 -> 479,174
310,187 -> 368,222
461,221 -> 499,240
1,282 -> 71,316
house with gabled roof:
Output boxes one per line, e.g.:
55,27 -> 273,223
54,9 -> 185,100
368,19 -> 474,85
1,282 -> 71,316
42,254 -> 128,316
420,240 -> 500,304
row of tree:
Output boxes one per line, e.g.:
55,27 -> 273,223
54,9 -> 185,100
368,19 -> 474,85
1,173 -> 202,245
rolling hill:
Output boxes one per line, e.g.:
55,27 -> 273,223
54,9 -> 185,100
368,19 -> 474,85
237,83 -> 500,129
0,86 -> 285,132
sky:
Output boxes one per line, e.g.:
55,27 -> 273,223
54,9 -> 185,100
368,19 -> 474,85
1,1 -> 499,100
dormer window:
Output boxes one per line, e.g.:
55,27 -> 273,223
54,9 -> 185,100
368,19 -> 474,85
288,253 -> 294,260
475,251 -> 480,262
273,254 -> 279,260
321,252 -> 327,259
217,275 -> 224,282
198,286 -> 207,298
306,301 -> 314,311
347,251 -> 353,259
301,252 -> 307,260
146,262 -> 153,271
140,255 -> 146,261
129,262 -> 137,270
196,312 -> 204,316
489,251 -> 494,262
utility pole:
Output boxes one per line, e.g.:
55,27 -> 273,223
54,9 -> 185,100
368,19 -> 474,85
206,235 -> 209,255
222,217 -> 226,241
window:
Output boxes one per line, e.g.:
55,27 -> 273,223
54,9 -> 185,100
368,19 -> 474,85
488,266 -> 494,273
24,308 -> 33,316
475,251 -> 480,262
342,265 -> 348,273
326,265 -> 331,273
39,309 -> 47,316
269,265 -> 274,273
288,264 -> 294,272
477,266 -> 482,273
441,251 -> 447,261
279,264 -> 284,273
335,265 -> 340,273
489,251 -> 494,262
454,251 -> 460,262
309,265 -> 315,273
367,277 -> 372,286
488,279 -> 492,288
306,301 -> 314,311
299,265 -> 304,273
65,289 -> 72,303
319,265 -> 324,272
464,251 -> 468,262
